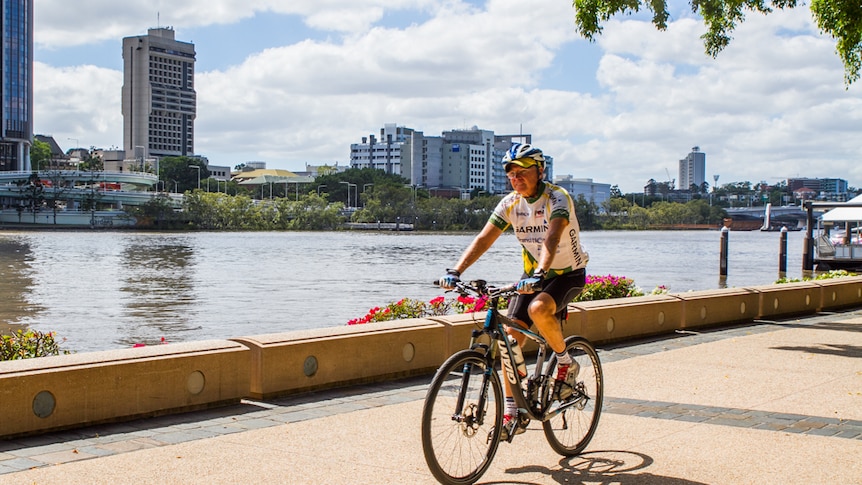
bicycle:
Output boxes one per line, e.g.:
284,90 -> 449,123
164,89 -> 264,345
421,279 -> 604,485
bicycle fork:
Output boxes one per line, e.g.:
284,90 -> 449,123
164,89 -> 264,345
451,360 -> 495,435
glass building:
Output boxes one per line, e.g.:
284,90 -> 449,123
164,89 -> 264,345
0,0 -> 33,172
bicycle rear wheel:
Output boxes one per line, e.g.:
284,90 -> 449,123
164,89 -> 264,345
421,350 -> 503,485
542,336 -> 603,456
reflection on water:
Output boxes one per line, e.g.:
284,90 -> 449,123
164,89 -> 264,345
118,239 -> 200,347
0,236 -> 42,332
0,230 -> 809,353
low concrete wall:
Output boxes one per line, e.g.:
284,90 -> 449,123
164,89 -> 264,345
0,340 -> 250,438
753,281 -> 821,319
675,288 -> 760,329
231,318 -> 446,400
3,277 -> 862,438
570,294 -> 683,344
816,276 -> 862,311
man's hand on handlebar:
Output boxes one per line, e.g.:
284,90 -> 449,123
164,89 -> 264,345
516,269 -> 545,294
438,269 -> 461,289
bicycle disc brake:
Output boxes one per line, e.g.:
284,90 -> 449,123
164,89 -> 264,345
456,403 -> 481,437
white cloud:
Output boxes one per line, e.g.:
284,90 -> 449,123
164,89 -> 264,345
34,0 -> 440,48
33,62 -> 123,150
31,0 -> 862,191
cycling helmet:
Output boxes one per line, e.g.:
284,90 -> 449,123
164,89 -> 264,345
502,143 -> 544,171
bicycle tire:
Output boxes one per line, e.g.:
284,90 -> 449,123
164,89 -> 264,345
541,336 -> 603,456
421,349 -> 503,484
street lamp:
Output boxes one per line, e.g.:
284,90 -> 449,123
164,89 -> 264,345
403,184 -> 416,203
67,137 -> 79,154
363,183 -> 374,207
340,182 -> 357,208
189,165 -> 201,190
317,184 -> 327,196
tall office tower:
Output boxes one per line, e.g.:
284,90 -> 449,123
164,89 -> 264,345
0,0 -> 33,171
679,146 -> 706,191
122,27 -> 196,160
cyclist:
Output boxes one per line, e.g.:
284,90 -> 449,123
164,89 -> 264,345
440,142 -> 589,439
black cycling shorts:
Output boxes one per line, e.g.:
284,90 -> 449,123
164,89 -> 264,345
507,268 -> 586,326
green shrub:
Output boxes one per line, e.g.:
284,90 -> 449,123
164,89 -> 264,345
776,269 -> 857,284
0,330 -> 71,360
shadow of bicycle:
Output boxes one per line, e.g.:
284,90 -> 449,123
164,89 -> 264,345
489,450 -> 709,485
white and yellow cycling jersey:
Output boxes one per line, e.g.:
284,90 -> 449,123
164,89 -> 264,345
489,181 -> 589,277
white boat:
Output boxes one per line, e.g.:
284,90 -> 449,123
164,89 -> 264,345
814,194 -> 862,271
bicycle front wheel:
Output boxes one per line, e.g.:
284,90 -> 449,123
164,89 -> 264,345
542,336 -> 603,456
421,350 -> 503,485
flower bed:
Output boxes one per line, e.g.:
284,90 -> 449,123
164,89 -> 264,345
348,274 -> 665,325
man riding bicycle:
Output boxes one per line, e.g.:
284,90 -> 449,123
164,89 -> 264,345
440,143 -> 589,440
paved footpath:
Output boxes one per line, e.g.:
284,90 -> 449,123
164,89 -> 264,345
1,309 -> 860,484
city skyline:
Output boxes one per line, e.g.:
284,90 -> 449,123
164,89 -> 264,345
31,0 -> 862,192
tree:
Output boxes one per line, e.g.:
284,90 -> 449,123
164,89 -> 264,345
160,156 -> 210,193
571,0 -> 862,85
78,149 -> 103,171
18,173 -> 45,223
41,170 -> 72,225
30,139 -> 52,170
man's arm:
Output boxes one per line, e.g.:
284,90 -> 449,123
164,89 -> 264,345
536,216 -> 567,274
452,222 -> 504,274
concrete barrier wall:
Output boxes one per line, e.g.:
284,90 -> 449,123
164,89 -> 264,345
231,319 -> 446,399
752,281 -> 820,319
0,340 -> 250,437
570,295 -> 683,344
674,288 -> 760,329
3,278 -> 862,438
815,276 -> 862,311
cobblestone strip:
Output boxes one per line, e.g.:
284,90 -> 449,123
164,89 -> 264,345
603,396 -> 862,440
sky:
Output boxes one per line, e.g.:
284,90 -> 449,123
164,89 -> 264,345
33,0 -> 862,193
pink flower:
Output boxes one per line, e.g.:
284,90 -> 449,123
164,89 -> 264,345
429,296 -> 445,305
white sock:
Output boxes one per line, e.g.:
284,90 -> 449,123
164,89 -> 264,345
505,397 -> 517,417
556,351 -> 572,366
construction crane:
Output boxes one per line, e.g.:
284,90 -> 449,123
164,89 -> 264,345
665,168 -> 675,190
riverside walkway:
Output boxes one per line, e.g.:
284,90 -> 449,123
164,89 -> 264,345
1,309 -> 860,484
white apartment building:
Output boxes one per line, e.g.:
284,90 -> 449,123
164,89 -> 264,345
679,146 -> 706,191
350,124 -> 546,195
122,28 -> 196,159
350,123 -> 410,176
554,176 -> 612,209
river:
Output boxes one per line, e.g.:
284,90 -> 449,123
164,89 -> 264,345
0,229 -> 808,353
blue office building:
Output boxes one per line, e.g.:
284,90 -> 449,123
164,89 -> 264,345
0,0 -> 33,171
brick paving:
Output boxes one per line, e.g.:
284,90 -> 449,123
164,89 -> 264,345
1,309 -> 860,475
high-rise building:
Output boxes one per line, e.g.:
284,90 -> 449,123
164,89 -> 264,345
122,28 -> 196,160
0,0 -> 33,171
679,146 -> 706,191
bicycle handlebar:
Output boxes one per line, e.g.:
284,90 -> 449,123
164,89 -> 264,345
433,279 -> 519,298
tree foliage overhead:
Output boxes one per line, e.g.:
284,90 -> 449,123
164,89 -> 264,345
571,0 -> 862,85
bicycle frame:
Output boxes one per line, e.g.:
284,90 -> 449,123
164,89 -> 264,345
465,284 -> 554,422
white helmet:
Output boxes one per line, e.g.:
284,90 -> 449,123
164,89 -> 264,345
502,143 -> 544,170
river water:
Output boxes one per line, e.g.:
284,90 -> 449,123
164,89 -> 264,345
0,229 -> 807,353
